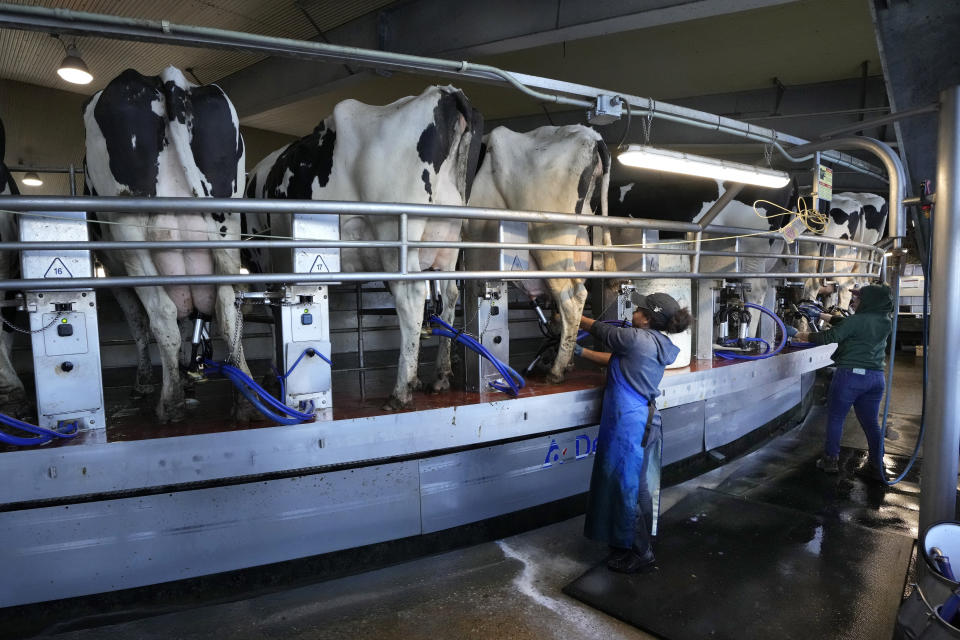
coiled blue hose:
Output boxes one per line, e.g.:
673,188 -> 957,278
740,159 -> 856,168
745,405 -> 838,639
429,314 -> 525,396
204,359 -> 316,425
0,414 -> 78,447
715,337 -> 771,360
714,303 -> 787,360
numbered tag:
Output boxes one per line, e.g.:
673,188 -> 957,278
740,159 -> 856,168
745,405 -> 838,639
779,216 -> 807,244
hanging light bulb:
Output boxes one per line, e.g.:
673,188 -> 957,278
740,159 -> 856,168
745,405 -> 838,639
21,172 -> 43,187
56,44 -> 93,85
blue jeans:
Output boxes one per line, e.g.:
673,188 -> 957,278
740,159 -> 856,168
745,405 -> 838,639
825,367 -> 885,466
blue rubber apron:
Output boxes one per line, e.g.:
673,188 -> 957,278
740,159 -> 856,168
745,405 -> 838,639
584,355 -> 662,549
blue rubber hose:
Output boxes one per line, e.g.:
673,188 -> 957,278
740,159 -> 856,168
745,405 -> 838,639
879,234 -> 930,486
204,359 -> 315,423
428,314 -> 525,396
714,303 -> 787,360
276,347 -> 333,402
0,413 -> 78,447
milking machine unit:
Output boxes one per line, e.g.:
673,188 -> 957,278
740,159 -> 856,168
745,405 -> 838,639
616,283 -> 637,324
714,282 -> 760,354
275,212 -> 338,420
230,211 -> 338,421
20,211 -> 105,432
462,220 -> 519,392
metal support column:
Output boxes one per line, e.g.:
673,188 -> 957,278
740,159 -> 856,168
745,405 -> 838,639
694,280 -> 716,360
921,84 -> 960,532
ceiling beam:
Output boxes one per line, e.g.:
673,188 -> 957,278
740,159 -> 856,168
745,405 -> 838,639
217,0 -> 799,119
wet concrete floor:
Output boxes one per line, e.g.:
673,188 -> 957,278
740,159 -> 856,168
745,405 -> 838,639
44,354 -> 928,640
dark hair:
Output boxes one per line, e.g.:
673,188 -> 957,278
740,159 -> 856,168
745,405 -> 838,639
656,307 -> 692,334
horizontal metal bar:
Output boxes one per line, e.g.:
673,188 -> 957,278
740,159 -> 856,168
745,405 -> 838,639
0,270 -> 879,291
0,196 -> 701,232
0,239 -> 882,263
0,198 -> 885,254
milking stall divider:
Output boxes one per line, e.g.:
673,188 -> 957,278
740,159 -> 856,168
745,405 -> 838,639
0,2 -> 957,610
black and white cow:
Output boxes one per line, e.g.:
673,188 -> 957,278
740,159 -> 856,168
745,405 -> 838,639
800,191 -> 888,309
608,172 -> 797,337
463,125 -> 610,383
0,116 -> 28,416
246,86 -> 483,410
83,67 -> 251,423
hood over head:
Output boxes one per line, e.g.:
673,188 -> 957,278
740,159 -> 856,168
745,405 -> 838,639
854,284 -> 894,315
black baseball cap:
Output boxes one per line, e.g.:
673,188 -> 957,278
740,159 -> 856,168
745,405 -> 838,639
632,291 -> 681,327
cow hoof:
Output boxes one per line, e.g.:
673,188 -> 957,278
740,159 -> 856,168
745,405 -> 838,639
382,396 -> 414,411
546,372 -> 565,385
431,377 -> 451,394
156,403 -> 186,424
0,398 -> 34,421
130,383 -> 156,400
407,378 -> 424,393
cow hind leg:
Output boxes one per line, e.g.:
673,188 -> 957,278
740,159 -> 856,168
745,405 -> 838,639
213,283 -> 260,423
112,287 -> 155,397
384,280 -> 427,411
134,286 -> 185,423
545,278 -> 588,385
431,280 -> 459,394
0,328 -> 29,418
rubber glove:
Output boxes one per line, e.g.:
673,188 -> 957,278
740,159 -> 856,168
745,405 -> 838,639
573,343 -> 584,356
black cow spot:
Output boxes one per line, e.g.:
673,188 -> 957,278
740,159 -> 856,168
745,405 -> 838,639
185,84 -> 243,198
211,212 -> 226,223
163,80 -> 189,125
245,173 -> 258,198
421,169 -> 433,202
264,124 -> 336,199
219,225 -> 227,236
417,90 -> 464,174
840,233 -> 850,240
93,69 -> 166,196
829,206 -> 849,225
863,203 -> 887,233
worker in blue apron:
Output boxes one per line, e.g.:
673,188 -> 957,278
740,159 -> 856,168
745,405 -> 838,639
574,292 -> 692,573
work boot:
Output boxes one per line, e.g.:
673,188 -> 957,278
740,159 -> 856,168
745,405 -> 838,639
856,462 -> 886,483
816,456 -> 840,474
607,548 -> 657,574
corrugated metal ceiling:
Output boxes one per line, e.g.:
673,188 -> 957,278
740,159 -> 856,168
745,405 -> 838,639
0,0 -> 396,94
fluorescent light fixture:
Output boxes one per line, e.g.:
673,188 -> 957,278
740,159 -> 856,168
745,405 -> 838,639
21,172 -> 43,187
57,45 -> 93,85
618,145 -> 790,189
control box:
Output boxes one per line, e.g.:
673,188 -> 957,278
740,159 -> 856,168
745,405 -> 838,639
20,211 -> 105,431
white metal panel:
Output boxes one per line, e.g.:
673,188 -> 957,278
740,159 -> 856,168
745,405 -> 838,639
0,461 -> 420,607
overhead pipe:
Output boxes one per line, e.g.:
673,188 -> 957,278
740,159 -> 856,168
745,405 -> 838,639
0,2 -> 887,183
781,135 -> 907,246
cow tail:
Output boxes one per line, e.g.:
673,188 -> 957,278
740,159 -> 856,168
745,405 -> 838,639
596,142 -> 617,274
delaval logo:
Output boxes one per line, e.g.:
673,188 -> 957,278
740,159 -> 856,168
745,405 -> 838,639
543,434 -> 598,467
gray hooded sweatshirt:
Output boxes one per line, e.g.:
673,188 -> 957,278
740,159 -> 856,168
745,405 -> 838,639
590,323 -> 681,401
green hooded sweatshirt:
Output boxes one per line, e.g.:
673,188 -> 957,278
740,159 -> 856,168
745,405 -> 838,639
809,284 -> 893,370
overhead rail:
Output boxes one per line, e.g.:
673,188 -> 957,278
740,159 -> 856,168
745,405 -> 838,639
0,2 -> 885,183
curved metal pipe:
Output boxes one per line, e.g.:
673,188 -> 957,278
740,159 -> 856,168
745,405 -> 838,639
782,136 -> 906,245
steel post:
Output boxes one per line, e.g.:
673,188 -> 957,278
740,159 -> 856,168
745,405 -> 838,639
920,85 -> 960,533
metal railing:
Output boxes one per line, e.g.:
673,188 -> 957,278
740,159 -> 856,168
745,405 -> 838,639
0,195 -> 884,291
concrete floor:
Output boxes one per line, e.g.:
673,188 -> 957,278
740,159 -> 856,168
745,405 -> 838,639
47,354 -> 925,640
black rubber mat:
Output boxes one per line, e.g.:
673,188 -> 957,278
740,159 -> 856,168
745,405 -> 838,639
564,488 -> 913,640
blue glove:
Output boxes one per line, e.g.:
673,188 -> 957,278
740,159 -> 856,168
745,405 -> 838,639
573,343 -> 584,356
785,325 -> 799,338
